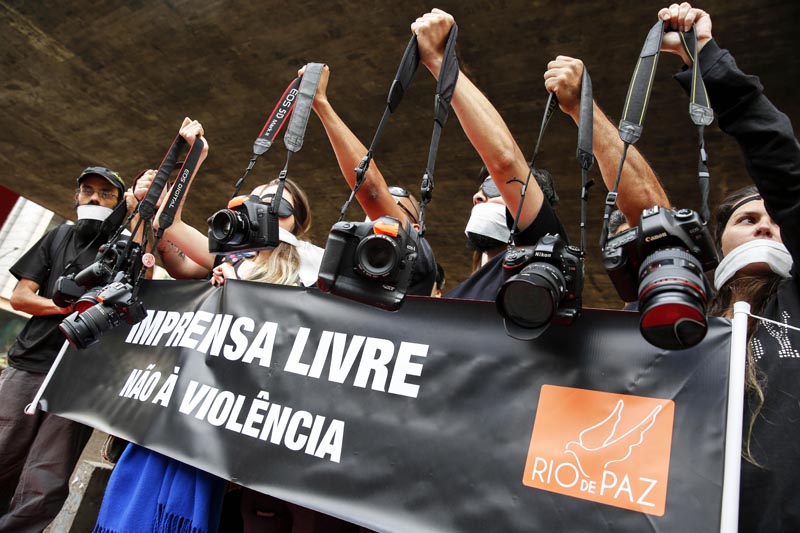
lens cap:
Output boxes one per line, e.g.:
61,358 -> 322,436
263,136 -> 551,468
640,300 -> 708,350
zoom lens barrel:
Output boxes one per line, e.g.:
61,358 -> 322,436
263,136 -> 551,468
637,248 -> 710,350
59,303 -> 122,350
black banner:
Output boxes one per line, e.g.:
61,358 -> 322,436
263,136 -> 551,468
40,280 -> 732,532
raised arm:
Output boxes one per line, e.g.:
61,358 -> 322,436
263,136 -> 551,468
135,118 -> 215,278
544,56 -> 671,226
412,9 -> 545,232
303,64 -> 412,225
661,4 -> 800,261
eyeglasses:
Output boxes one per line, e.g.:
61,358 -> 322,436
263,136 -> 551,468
479,177 -> 501,198
77,186 -> 118,201
259,193 -> 298,219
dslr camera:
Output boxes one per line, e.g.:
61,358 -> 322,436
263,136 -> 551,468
53,238 -> 140,308
317,216 -> 419,311
59,281 -> 147,350
208,194 -> 280,254
603,206 -> 719,350
496,233 -> 582,340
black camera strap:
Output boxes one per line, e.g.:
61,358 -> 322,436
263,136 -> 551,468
509,68 -> 595,255
231,77 -> 303,198
508,92 -> 559,245
156,139 -> 207,233
417,23 -> 459,236
107,134 -> 204,295
92,134 -> 189,287
600,22 -> 714,249
338,36 -> 420,222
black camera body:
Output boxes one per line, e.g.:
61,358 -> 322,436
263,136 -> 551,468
602,206 -> 720,350
603,206 -> 718,302
59,281 -> 147,350
496,234 -> 582,339
317,216 -> 419,311
208,194 -> 280,254
52,238 -> 139,308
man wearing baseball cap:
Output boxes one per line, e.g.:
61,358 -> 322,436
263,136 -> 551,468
0,165 -> 126,530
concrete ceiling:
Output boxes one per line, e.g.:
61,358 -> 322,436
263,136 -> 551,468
1,0 -> 798,308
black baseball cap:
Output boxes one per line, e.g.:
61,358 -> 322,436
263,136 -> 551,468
77,166 -> 125,198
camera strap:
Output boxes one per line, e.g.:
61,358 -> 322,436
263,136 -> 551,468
156,139 -> 207,233
417,23 -> 459,236
335,25 -> 458,234
509,68 -> 595,254
338,35 -> 421,222
124,134 -> 204,291
230,77 -> 303,198
92,134 -> 188,286
268,63 -> 324,224
600,22 -> 714,249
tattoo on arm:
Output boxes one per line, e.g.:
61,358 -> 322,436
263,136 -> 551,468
157,239 -> 186,259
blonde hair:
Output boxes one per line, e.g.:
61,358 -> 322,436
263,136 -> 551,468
241,178 -> 312,286
243,243 -> 302,286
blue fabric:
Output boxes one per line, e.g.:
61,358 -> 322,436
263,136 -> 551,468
93,444 -> 226,533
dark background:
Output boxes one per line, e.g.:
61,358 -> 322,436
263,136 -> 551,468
1,0 -> 797,307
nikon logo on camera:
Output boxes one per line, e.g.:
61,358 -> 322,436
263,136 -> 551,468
522,385 -> 674,516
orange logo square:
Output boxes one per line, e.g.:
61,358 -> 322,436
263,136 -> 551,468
523,385 -> 675,516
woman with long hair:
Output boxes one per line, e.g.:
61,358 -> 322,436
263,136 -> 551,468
659,5 -> 800,531
210,178 -> 322,289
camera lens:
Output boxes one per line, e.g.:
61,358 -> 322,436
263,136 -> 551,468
637,248 -> 710,350
59,303 -> 121,350
209,209 -> 247,244
497,263 -> 565,337
356,235 -> 398,279
74,288 -> 101,314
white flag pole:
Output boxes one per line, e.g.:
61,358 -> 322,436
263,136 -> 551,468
24,340 -> 70,415
720,301 -> 749,533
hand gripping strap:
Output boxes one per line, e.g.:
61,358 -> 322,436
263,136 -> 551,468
616,22 -> 714,222
338,36 -> 421,222
284,63 -> 324,153
509,67 -> 594,255
619,21 -> 713,144
157,139 -> 206,231
232,77 -> 303,198
138,135 -> 187,221
418,22 -> 459,236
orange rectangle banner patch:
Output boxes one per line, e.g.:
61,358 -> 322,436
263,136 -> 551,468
523,385 -> 675,516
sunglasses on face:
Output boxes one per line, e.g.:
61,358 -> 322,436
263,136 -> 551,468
259,193 -> 297,219
480,177 -> 501,198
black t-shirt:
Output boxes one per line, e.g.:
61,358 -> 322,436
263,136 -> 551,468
408,235 -> 436,297
8,225 -> 100,373
445,201 -> 567,301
